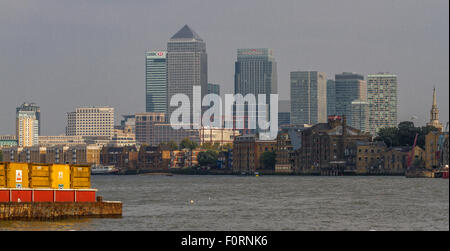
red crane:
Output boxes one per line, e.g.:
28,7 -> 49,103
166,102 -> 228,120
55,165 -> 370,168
406,133 -> 419,170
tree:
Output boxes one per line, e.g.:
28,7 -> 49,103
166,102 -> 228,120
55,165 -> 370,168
375,127 -> 399,147
0,151 -> 2,162
374,122 -> 440,149
198,150 -> 219,168
220,143 -> 233,152
260,151 -> 276,170
179,138 -> 198,150
167,141 -> 178,151
158,141 -> 178,151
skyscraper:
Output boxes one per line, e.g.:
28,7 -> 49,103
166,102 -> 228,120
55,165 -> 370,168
167,25 -> 207,124
326,80 -> 336,117
234,48 -> 277,131
278,100 -> 291,126
16,108 -> 39,147
334,72 -> 367,126
290,71 -> 327,125
16,103 -> 40,135
207,83 -> 220,96
351,100 -> 369,133
145,51 -> 167,114
367,73 -> 398,136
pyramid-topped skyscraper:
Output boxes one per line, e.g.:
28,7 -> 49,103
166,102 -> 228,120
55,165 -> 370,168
170,25 -> 203,41
167,25 -> 207,125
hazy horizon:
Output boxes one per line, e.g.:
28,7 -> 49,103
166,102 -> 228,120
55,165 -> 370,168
0,0 -> 448,135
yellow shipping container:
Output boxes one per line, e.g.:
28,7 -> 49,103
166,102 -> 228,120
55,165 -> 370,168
29,176 -> 51,188
71,165 -> 91,178
29,164 -> 50,177
50,164 -> 71,189
6,162 -> 29,188
0,163 -> 5,188
72,177 -> 91,189
0,163 -> 5,174
0,176 -> 6,188
70,165 -> 91,188
29,164 -> 50,188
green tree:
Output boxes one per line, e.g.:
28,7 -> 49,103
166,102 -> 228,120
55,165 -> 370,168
198,150 -> 219,168
375,127 -> 399,147
167,141 -> 178,151
158,141 -> 178,151
180,138 -> 198,150
220,143 -> 233,152
0,151 -> 2,162
375,122 -> 440,149
260,151 -> 277,170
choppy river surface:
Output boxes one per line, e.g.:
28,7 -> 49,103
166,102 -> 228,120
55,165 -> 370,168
1,175 -> 448,231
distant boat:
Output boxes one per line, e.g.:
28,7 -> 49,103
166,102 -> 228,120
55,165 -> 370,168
91,165 -> 119,175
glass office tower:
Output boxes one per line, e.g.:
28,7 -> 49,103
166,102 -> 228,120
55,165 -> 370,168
327,80 -> 336,117
145,51 -> 167,114
234,48 -> 277,132
290,71 -> 327,125
334,72 -> 367,126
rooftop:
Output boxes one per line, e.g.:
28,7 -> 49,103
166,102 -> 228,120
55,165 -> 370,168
170,25 -> 203,41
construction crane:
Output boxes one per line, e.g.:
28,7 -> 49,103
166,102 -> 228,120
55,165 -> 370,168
406,133 -> 419,170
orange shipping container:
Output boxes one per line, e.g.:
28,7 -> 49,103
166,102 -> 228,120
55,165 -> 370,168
6,163 -> 29,188
29,164 -> 50,177
0,163 -> 5,188
71,165 -> 91,189
29,164 -> 51,188
72,177 -> 90,189
50,164 -> 71,189
71,165 -> 91,178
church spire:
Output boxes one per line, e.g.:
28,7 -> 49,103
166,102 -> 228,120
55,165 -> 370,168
433,86 -> 437,107
427,86 -> 443,131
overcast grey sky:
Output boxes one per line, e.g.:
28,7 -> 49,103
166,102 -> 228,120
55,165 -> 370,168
0,0 -> 448,135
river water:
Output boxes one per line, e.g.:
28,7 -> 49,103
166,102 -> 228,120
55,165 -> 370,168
0,175 -> 448,231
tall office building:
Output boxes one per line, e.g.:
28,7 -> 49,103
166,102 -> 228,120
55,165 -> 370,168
290,71 -> 327,125
367,73 -> 398,136
234,48 -> 278,131
145,51 -> 167,114
351,100 -> 369,133
16,109 -> 39,147
335,72 -> 367,126
278,100 -> 291,126
66,107 -> 115,139
167,25 -> 207,124
16,103 -> 40,135
327,80 -> 336,116
207,83 -> 220,96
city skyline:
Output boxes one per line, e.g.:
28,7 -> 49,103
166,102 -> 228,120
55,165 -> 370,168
0,0 -> 448,135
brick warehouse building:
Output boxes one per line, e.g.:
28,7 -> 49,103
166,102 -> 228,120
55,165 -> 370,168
292,116 -> 371,175
232,135 -> 277,174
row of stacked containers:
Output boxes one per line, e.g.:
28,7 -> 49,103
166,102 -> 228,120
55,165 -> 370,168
0,162 -> 96,203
